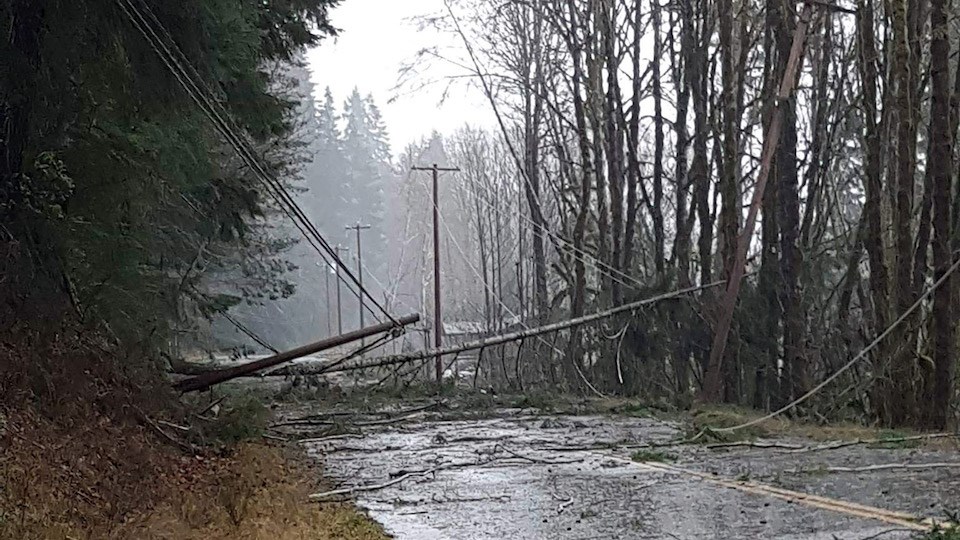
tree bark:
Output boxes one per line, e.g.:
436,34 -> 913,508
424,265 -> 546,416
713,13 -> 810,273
923,0 -> 955,429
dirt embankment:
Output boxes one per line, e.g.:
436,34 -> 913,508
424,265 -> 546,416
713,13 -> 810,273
0,333 -> 386,540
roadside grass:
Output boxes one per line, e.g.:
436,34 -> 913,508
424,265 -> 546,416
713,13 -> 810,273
1,404 -> 387,540
134,443 -> 388,540
916,521 -> 960,539
687,405 -> 924,444
206,394 -> 270,446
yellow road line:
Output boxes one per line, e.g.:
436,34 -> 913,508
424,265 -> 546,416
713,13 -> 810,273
600,454 -> 930,531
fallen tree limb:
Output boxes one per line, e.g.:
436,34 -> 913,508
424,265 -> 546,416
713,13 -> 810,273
134,407 -> 201,455
273,406 -> 440,430
495,444 -> 585,465
269,418 -> 335,429
851,528 -> 924,540
788,432 -> 959,453
788,462 -> 960,474
309,465 -> 446,501
706,440 -> 805,450
156,419 -> 191,432
297,433 -> 363,444
198,396 -> 225,416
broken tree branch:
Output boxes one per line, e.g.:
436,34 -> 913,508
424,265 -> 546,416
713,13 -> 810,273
787,433 -> 959,453
788,462 -> 960,474
706,440 -> 805,450
309,465 -> 447,501
494,443 -> 585,464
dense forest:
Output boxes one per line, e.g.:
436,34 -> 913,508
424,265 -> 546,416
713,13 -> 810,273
376,0 -> 960,430
3,0 -> 960,434
0,1 -> 341,384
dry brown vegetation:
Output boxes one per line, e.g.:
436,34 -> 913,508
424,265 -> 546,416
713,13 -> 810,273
0,332 -> 386,540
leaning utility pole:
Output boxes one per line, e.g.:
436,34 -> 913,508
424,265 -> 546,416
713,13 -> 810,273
700,2 -> 815,402
412,163 -> 460,384
334,244 -> 349,336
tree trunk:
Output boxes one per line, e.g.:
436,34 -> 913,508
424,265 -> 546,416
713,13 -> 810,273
856,0 -> 893,424
923,0 -> 955,429
773,0 -> 805,403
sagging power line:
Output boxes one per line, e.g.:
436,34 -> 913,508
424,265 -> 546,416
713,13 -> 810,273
115,0 -> 399,328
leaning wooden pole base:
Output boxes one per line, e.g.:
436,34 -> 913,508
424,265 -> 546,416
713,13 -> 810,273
173,313 -> 420,393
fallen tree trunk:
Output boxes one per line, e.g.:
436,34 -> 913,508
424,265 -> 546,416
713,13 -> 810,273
173,314 -> 420,393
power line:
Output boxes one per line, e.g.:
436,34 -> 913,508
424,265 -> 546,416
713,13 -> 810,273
425,182 -> 578,372
455,167 -> 649,292
125,0 -> 388,322
116,0 -> 396,326
713,255 -> 960,435
222,312 -> 279,354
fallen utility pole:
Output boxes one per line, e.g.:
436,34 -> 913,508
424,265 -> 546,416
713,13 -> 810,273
323,280 -> 726,374
699,2 -> 815,402
411,163 -> 460,384
173,313 -> 420,393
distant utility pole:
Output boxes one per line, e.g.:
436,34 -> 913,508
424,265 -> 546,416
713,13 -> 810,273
346,222 -> 371,353
345,223 -> 372,330
324,264 -> 333,337
411,163 -> 460,384
334,244 -> 349,336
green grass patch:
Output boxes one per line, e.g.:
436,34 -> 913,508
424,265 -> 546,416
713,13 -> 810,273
618,402 -> 656,418
688,405 -> 772,442
915,522 -> 960,539
630,449 -> 676,462
199,394 -> 270,446
866,429 -> 921,449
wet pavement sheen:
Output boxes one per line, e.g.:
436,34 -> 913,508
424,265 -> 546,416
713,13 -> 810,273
301,410 -> 955,539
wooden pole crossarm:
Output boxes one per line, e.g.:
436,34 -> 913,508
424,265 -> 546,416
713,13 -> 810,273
411,163 -> 461,385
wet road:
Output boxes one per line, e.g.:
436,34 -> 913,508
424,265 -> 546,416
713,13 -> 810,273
296,407 -> 957,539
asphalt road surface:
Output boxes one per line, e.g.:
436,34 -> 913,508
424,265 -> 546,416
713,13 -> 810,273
299,409 -> 957,539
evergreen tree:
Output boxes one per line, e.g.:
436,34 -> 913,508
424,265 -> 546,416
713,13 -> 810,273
0,0 -> 340,352
341,89 -> 391,282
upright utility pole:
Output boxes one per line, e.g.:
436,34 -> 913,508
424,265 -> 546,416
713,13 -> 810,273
345,223 -> 372,331
324,264 -> 333,337
412,163 -> 460,384
334,244 -> 349,336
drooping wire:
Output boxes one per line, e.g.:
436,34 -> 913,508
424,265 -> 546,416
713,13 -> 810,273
123,0 -> 390,324
221,312 -> 280,354
116,0 -> 396,326
425,182 -> 606,394
455,169 -> 649,292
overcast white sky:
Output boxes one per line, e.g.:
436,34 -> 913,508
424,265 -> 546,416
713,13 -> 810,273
305,0 -> 494,154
